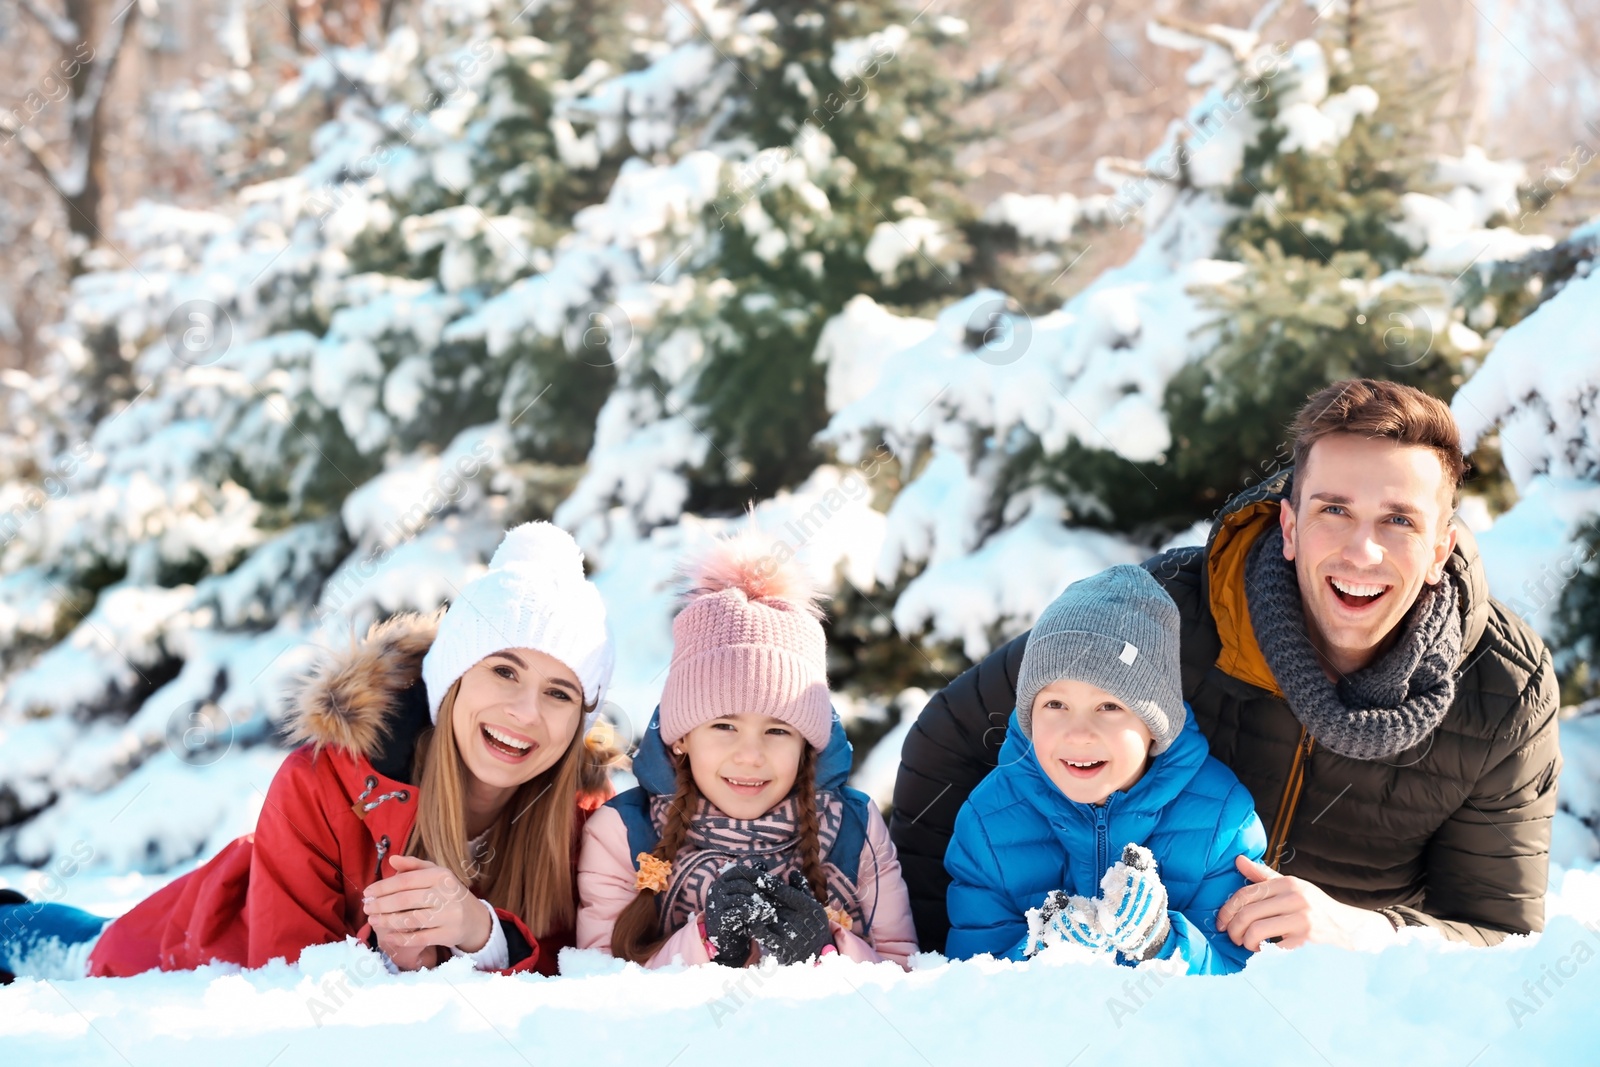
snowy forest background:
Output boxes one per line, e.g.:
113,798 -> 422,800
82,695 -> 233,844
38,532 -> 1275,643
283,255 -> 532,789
4,0 -> 1600,909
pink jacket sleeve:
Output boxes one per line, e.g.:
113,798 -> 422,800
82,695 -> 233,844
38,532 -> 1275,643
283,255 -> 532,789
831,803 -> 919,969
577,805 -> 712,968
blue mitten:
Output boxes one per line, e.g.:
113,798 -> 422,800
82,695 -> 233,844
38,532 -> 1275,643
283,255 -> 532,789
1024,889 -> 1112,957
1096,843 -> 1172,962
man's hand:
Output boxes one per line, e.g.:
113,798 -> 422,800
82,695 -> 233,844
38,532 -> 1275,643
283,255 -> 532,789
363,854 -> 494,956
1217,855 -> 1396,951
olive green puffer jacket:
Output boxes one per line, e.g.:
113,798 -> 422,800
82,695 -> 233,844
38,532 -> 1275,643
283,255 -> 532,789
891,468 -> 1561,951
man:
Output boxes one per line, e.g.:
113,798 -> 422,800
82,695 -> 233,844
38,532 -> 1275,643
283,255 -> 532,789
892,379 -> 1561,953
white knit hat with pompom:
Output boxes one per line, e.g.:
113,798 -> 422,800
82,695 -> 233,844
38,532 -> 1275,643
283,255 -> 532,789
421,522 -> 615,722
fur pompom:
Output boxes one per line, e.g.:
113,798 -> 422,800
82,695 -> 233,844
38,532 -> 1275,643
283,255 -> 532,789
681,529 -> 825,617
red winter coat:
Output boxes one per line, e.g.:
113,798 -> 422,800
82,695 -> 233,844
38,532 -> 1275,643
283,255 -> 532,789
87,611 -> 605,977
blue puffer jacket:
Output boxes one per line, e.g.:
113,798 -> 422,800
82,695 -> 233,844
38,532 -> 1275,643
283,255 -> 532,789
944,705 -> 1266,974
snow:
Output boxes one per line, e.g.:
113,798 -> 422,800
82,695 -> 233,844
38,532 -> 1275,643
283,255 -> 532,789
315,515 -> 503,635
1401,192 -> 1553,275
892,493 -> 1148,659
831,25 -> 908,82
813,296 -> 936,413
9,746 -> 286,873
2,867 -> 1600,1063
1454,267 -> 1600,487
554,387 -> 712,552
864,215 -> 953,281
982,193 -> 1092,245
1472,478 -> 1600,639
2,582 -> 195,719
1278,85 -> 1378,154
1559,707 -> 1600,870
0,566 -> 61,649
847,690 -> 927,809
1451,260 -> 1600,644
824,253 -> 1244,476
819,232 -> 1244,650
338,425 -> 505,552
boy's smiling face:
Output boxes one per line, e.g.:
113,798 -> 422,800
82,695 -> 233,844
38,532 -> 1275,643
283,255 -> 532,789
1030,679 -> 1154,805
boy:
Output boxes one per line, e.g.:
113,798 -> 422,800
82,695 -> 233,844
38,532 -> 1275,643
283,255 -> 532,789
943,565 -> 1266,973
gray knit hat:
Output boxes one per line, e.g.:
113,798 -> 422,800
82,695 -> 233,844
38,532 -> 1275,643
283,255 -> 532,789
1015,564 -> 1185,754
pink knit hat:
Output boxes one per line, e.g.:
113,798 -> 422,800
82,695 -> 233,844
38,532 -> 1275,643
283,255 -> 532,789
658,532 -> 833,750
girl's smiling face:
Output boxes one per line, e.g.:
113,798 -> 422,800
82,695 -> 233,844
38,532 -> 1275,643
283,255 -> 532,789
674,715 -> 806,819
1029,679 -> 1154,805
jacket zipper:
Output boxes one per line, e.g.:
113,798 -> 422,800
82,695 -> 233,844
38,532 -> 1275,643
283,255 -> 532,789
374,834 -> 390,880
1094,802 -> 1109,875
1266,726 -> 1315,870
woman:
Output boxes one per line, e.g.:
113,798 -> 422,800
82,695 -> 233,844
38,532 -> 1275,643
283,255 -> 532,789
0,521 -> 618,979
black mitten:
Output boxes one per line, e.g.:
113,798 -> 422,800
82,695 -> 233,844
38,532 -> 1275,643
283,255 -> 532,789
750,870 -> 835,965
702,864 -> 773,967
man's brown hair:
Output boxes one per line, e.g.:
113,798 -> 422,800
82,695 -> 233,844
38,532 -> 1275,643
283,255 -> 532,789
1289,378 -> 1468,509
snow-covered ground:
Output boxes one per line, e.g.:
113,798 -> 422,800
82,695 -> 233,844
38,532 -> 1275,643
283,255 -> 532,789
3,866 -> 1599,1065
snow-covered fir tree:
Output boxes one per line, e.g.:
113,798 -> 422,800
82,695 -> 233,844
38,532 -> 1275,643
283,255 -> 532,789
0,0 -> 1076,867
2,0 -> 1596,879
0,0 -> 643,862
820,0 -> 1549,666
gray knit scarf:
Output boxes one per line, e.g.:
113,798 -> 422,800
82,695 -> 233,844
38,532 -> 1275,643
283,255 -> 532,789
1244,525 -> 1463,760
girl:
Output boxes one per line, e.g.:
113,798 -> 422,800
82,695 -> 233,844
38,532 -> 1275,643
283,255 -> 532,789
0,522 -> 618,980
577,533 -> 918,969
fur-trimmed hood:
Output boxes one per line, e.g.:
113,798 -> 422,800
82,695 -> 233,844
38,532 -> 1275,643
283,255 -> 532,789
282,609 -> 442,771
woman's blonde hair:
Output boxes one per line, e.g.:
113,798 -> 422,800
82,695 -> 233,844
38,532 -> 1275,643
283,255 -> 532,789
405,678 -> 621,938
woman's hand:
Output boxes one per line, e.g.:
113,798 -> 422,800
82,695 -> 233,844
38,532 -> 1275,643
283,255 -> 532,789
363,854 -> 494,955
377,935 -> 440,972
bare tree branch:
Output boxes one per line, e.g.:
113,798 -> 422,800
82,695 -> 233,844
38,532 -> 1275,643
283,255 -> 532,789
71,0 -> 138,128
16,0 -> 80,49
0,110 -> 67,184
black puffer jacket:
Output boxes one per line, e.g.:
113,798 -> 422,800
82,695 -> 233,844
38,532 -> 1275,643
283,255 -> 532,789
891,469 -> 1561,951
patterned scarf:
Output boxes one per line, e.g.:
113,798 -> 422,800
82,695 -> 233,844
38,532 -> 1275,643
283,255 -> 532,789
1245,525 -> 1463,760
648,792 -> 868,934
